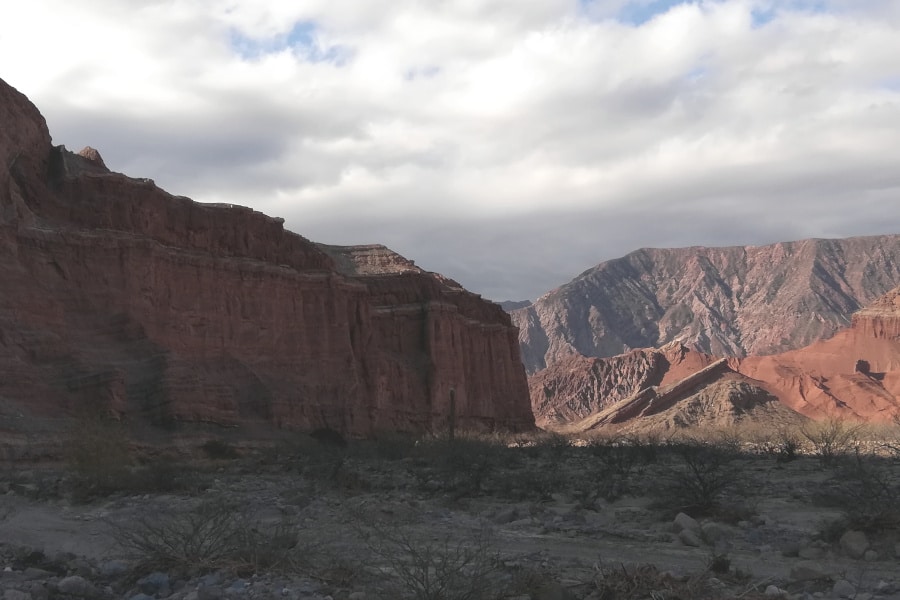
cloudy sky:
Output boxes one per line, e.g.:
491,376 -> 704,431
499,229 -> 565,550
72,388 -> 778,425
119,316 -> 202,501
2,1 -> 900,301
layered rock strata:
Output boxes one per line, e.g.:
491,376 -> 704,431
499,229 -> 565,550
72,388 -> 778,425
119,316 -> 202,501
513,237 -> 900,373
0,78 -> 533,436
533,287 -> 900,428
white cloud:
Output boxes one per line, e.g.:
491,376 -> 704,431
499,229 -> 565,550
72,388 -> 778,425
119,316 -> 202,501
1,0 -> 899,300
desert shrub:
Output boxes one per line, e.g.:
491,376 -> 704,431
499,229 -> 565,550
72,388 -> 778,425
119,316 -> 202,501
801,420 -> 865,465
200,439 -> 239,460
576,437 -> 653,502
65,416 -> 133,499
353,432 -> 420,461
772,427 -> 803,463
818,453 -> 900,533
591,563 -> 713,600
359,524 -> 501,600
110,498 -> 300,575
520,432 -> 572,461
656,438 -> 743,517
411,436 -> 514,499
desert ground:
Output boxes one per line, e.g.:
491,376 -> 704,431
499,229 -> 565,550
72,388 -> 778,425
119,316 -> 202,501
1,422 -> 900,600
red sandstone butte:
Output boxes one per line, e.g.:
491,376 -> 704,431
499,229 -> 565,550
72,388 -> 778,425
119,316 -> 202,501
0,78 -> 534,436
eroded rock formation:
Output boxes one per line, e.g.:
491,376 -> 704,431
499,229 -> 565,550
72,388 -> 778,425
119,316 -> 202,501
534,286 -> 900,429
0,78 -> 534,436
513,238 -> 900,374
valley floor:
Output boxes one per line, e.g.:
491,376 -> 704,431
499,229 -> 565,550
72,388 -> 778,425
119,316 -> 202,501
2,427 -> 900,600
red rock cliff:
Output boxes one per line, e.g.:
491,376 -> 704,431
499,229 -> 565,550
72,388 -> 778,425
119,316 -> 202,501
0,78 -> 533,435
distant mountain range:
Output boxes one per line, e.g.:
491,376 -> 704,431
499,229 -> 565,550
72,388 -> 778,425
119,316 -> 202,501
511,235 -> 900,374
531,285 -> 900,429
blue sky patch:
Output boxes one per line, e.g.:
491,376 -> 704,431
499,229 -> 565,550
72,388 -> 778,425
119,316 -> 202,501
229,21 -> 350,65
580,0 -> 692,26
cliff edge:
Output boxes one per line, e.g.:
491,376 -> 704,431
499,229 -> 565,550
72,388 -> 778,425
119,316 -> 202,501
0,77 -> 534,436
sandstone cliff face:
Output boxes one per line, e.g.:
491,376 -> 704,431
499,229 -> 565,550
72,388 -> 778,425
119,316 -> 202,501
513,239 -> 900,374
0,78 -> 533,435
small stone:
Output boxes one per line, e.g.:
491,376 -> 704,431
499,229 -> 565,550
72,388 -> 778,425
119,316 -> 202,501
764,585 -> 785,597
701,522 -> 730,544
798,546 -> 825,560
678,529 -> 703,547
137,572 -> 171,597
673,512 -> 700,533
99,560 -> 129,578
22,568 -> 54,581
833,580 -> 855,598
863,549 -> 878,561
532,581 -> 576,600
57,575 -> 95,597
228,580 -> 248,591
198,586 -> 223,600
493,506 -> 519,524
839,530 -> 869,559
780,541 -> 800,557
4,590 -> 32,600
789,560 -> 829,582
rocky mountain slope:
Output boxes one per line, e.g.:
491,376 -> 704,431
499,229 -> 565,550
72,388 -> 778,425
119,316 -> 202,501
512,237 -> 900,373
532,287 -> 900,428
0,78 -> 533,436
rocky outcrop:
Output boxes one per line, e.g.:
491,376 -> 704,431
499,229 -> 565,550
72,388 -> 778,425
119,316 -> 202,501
513,238 -> 900,373
739,285 -> 900,421
850,286 -> 900,341
535,287 -> 900,428
0,78 -> 533,436
569,377 -> 806,433
530,342 -> 719,427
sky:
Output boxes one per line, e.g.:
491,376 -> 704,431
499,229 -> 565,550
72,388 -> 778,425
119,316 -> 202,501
2,0 -> 900,302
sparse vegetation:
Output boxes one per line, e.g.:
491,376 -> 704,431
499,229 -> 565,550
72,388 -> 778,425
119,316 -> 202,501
110,498 -> 301,575
801,419 -> 866,465
200,438 -> 239,460
819,452 -> 900,533
656,436 -> 744,517
358,523 -> 501,600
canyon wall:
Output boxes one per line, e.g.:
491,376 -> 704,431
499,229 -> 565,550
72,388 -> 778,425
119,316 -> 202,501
534,287 -> 900,427
513,237 -> 900,374
0,78 -> 534,436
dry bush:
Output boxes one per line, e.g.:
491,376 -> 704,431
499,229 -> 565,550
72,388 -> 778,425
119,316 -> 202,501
801,420 -> 866,465
591,563 -> 713,600
200,439 -> 239,460
359,524 -> 501,600
656,437 -> 745,517
818,453 -> 900,533
110,498 -> 301,575
410,435 -> 516,499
